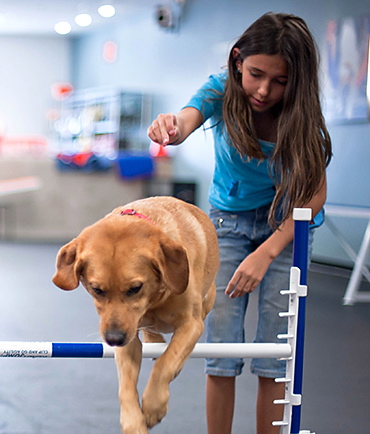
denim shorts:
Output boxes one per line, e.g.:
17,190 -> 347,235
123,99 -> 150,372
205,205 -> 313,379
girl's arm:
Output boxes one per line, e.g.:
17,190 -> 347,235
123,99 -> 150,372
225,177 -> 327,297
148,107 -> 203,146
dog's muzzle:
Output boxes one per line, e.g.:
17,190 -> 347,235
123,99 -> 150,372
105,330 -> 127,347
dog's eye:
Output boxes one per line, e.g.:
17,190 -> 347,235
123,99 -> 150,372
92,287 -> 104,296
127,283 -> 143,296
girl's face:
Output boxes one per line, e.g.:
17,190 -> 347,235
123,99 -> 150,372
235,51 -> 288,113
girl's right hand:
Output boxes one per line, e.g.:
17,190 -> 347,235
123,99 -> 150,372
147,113 -> 179,146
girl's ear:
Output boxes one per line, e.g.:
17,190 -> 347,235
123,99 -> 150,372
232,47 -> 241,59
232,48 -> 242,73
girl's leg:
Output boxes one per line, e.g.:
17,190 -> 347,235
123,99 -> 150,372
256,376 -> 284,434
251,235 -> 293,433
205,208 -> 253,434
206,375 -> 235,434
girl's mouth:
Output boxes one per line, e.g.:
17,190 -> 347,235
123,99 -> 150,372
252,97 -> 268,107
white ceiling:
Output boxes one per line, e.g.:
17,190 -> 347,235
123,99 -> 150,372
0,0 -> 158,36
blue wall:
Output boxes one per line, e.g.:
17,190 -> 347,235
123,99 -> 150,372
71,0 -> 370,266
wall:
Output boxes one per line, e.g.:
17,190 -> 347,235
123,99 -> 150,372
0,35 -> 70,241
0,35 -> 71,137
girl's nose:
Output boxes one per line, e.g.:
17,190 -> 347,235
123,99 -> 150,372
258,80 -> 270,97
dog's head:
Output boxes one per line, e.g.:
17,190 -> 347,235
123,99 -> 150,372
52,217 -> 189,347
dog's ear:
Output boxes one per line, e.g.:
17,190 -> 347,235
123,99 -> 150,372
52,239 -> 82,291
156,236 -> 189,295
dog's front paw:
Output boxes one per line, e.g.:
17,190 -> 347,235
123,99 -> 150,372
121,425 -> 148,434
142,385 -> 169,428
121,421 -> 149,434
120,410 -> 148,434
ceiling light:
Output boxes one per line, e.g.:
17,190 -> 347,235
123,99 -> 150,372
75,13 -> 93,27
54,21 -> 72,35
98,4 -> 116,18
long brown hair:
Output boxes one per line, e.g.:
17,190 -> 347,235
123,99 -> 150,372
223,12 -> 332,227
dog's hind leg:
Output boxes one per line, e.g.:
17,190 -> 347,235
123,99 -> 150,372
115,336 -> 148,434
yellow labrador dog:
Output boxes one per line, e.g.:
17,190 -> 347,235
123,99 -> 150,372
52,196 -> 219,433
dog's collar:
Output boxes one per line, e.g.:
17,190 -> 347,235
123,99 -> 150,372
120,209 -> 154,225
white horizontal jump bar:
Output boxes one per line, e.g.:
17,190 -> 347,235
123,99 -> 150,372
0,342 -> 292,359
143,343 -> 292,359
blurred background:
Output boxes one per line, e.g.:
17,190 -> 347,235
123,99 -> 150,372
0,1 -> 369,433
0,0 -> 368,268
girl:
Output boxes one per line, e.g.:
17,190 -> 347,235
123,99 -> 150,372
148,12 -> 332,434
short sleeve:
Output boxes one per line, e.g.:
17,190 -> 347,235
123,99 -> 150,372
183,73 -> 226,122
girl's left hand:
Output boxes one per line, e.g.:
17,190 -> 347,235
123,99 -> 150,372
225,250 -> 273,298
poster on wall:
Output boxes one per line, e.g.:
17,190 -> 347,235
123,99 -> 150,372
323,14 -> 370,124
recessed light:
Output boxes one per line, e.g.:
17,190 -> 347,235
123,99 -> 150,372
75,13 -> 93,27
54,21 -> 72,35
98,4 -> 116,18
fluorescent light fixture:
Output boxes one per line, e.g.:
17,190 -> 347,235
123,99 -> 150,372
98,4 -> 116,18
75,13 -> 93,27
54,21 -> 72,35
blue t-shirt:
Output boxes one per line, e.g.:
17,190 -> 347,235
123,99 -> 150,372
183,72 -> 324,227
184,72 -> 276,212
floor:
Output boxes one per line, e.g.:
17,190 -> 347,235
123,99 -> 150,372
0,241 -> 369,434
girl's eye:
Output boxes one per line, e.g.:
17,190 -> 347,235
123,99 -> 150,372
92,287 -> 104,296
127,283 -> 143,296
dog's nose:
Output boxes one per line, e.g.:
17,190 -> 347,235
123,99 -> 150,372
105,330 -> 127,347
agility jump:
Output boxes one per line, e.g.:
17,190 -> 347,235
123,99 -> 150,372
0,209 -> 314,434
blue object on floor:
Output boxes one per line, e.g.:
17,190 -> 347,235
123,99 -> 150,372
116,152 -> 154,179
